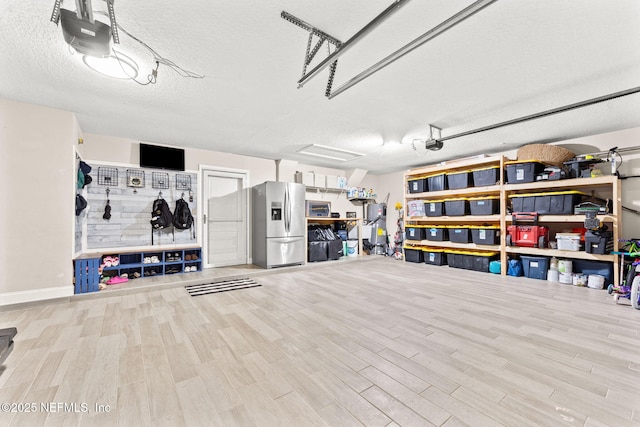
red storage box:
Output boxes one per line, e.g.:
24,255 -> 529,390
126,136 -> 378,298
506,213 -> 549,248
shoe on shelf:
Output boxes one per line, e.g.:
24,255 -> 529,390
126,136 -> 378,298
106,276 -> 128,285
143,257 -> 151,264
133,272 -> 141,279
151,256 -> 160,263
111,256 -> 119,266
120,273 -> 128,279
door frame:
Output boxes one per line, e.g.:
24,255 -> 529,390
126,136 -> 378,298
199,165 -> 250,268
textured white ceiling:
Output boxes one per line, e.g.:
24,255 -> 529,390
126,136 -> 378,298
1,0 -> 639,174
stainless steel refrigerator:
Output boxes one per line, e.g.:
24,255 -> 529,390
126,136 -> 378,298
252,181 -> 306,268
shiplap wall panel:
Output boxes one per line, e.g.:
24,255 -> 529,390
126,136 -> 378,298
84,165 -> 198,250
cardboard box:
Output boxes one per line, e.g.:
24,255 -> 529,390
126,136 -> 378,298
325,175 -> 338,189
314,173 -> 326,188
295,172 -> 314,187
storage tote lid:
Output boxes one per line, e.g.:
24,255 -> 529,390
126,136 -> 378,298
508,190 -> 586,198
468,225 -> 500,229
468,196 -> 500,201
472,165 -> 501,171
445,249 -> 498,256
445,225 -> 470,229
442,197 -> 469,202
504,159 -> 545,165
421,248 -> 445,253
446,169 -> 471,176
556,233 -> 581,238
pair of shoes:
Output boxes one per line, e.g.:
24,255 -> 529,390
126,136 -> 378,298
150,256 -> 160,264
103,256 -> 120,267
143,257 -> 151,264
133,272 -> 141,279
185,254 -> 198,261
106,276 -> 128,285
184,266 -> 198,272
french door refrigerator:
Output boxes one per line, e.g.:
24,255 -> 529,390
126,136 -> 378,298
252,181 -> 306,268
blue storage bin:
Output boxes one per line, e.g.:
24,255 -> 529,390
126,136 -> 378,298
521,255 -> 549,280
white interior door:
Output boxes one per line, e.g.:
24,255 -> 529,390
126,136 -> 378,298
202,169 -> 248,268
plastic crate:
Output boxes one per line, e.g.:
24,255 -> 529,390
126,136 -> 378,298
556,233 -> 581,251
444,198 -> 469,216
521,255 -> 549,280
468,196 -> 500,215
470,227 -> 500,245
448,226 -> 471,243
473,252 -> 500,272
445,251 -> 463,269
407,177 -> 426,193
407,200 -> 426,217
585,230 -> 613,254
74,257 -> 101,294
405,226 -> 424,241
505,160 -> 545,184
404,247 -> 424,263
510,191 -> 585,215
472,166 -> 500,187
446,250 -> 498,272
447,170 -> 472,190
424,200 -> 444,217
427,173 -> 447,192
423,248 -> 446,266
425,226 -> 448,241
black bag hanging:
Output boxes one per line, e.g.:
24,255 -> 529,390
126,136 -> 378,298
173,198 -> 195,238
103,200 -> 111,220
150,196 -> 174,244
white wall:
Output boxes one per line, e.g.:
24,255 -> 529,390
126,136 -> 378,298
0,99 -> 79,304
81,133 -> 277,186
2,97 -> 638,306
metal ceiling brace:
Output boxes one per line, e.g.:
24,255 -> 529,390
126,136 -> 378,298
328,0 -> 498,99
438,86 -> 640,142
281,11 -> 342,97
295,0 -> 411,89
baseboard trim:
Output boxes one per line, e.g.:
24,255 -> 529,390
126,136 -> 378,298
0,286 -> 73,307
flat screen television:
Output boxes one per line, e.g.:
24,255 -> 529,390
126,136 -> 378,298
139,143 -> 185,171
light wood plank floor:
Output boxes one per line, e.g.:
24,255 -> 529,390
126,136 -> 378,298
1,257 -> 639,426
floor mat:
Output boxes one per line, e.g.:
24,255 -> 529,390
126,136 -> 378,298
185,278 -> 261,296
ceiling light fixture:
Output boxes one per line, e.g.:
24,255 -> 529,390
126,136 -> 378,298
297,144 -> 365,162
51,0 -> 119,58
51,0 -> 204,85
82,50 -> 139,79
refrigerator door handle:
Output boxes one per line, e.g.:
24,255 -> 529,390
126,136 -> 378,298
284,184 -> 290,233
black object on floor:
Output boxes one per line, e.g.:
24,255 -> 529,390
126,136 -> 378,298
0,327 -> 17,366
185,278 -> 261,296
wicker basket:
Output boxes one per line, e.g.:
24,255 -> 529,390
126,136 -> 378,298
516,144 -> 575,167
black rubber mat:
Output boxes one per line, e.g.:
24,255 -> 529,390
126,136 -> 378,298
185,278 -> 261,296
